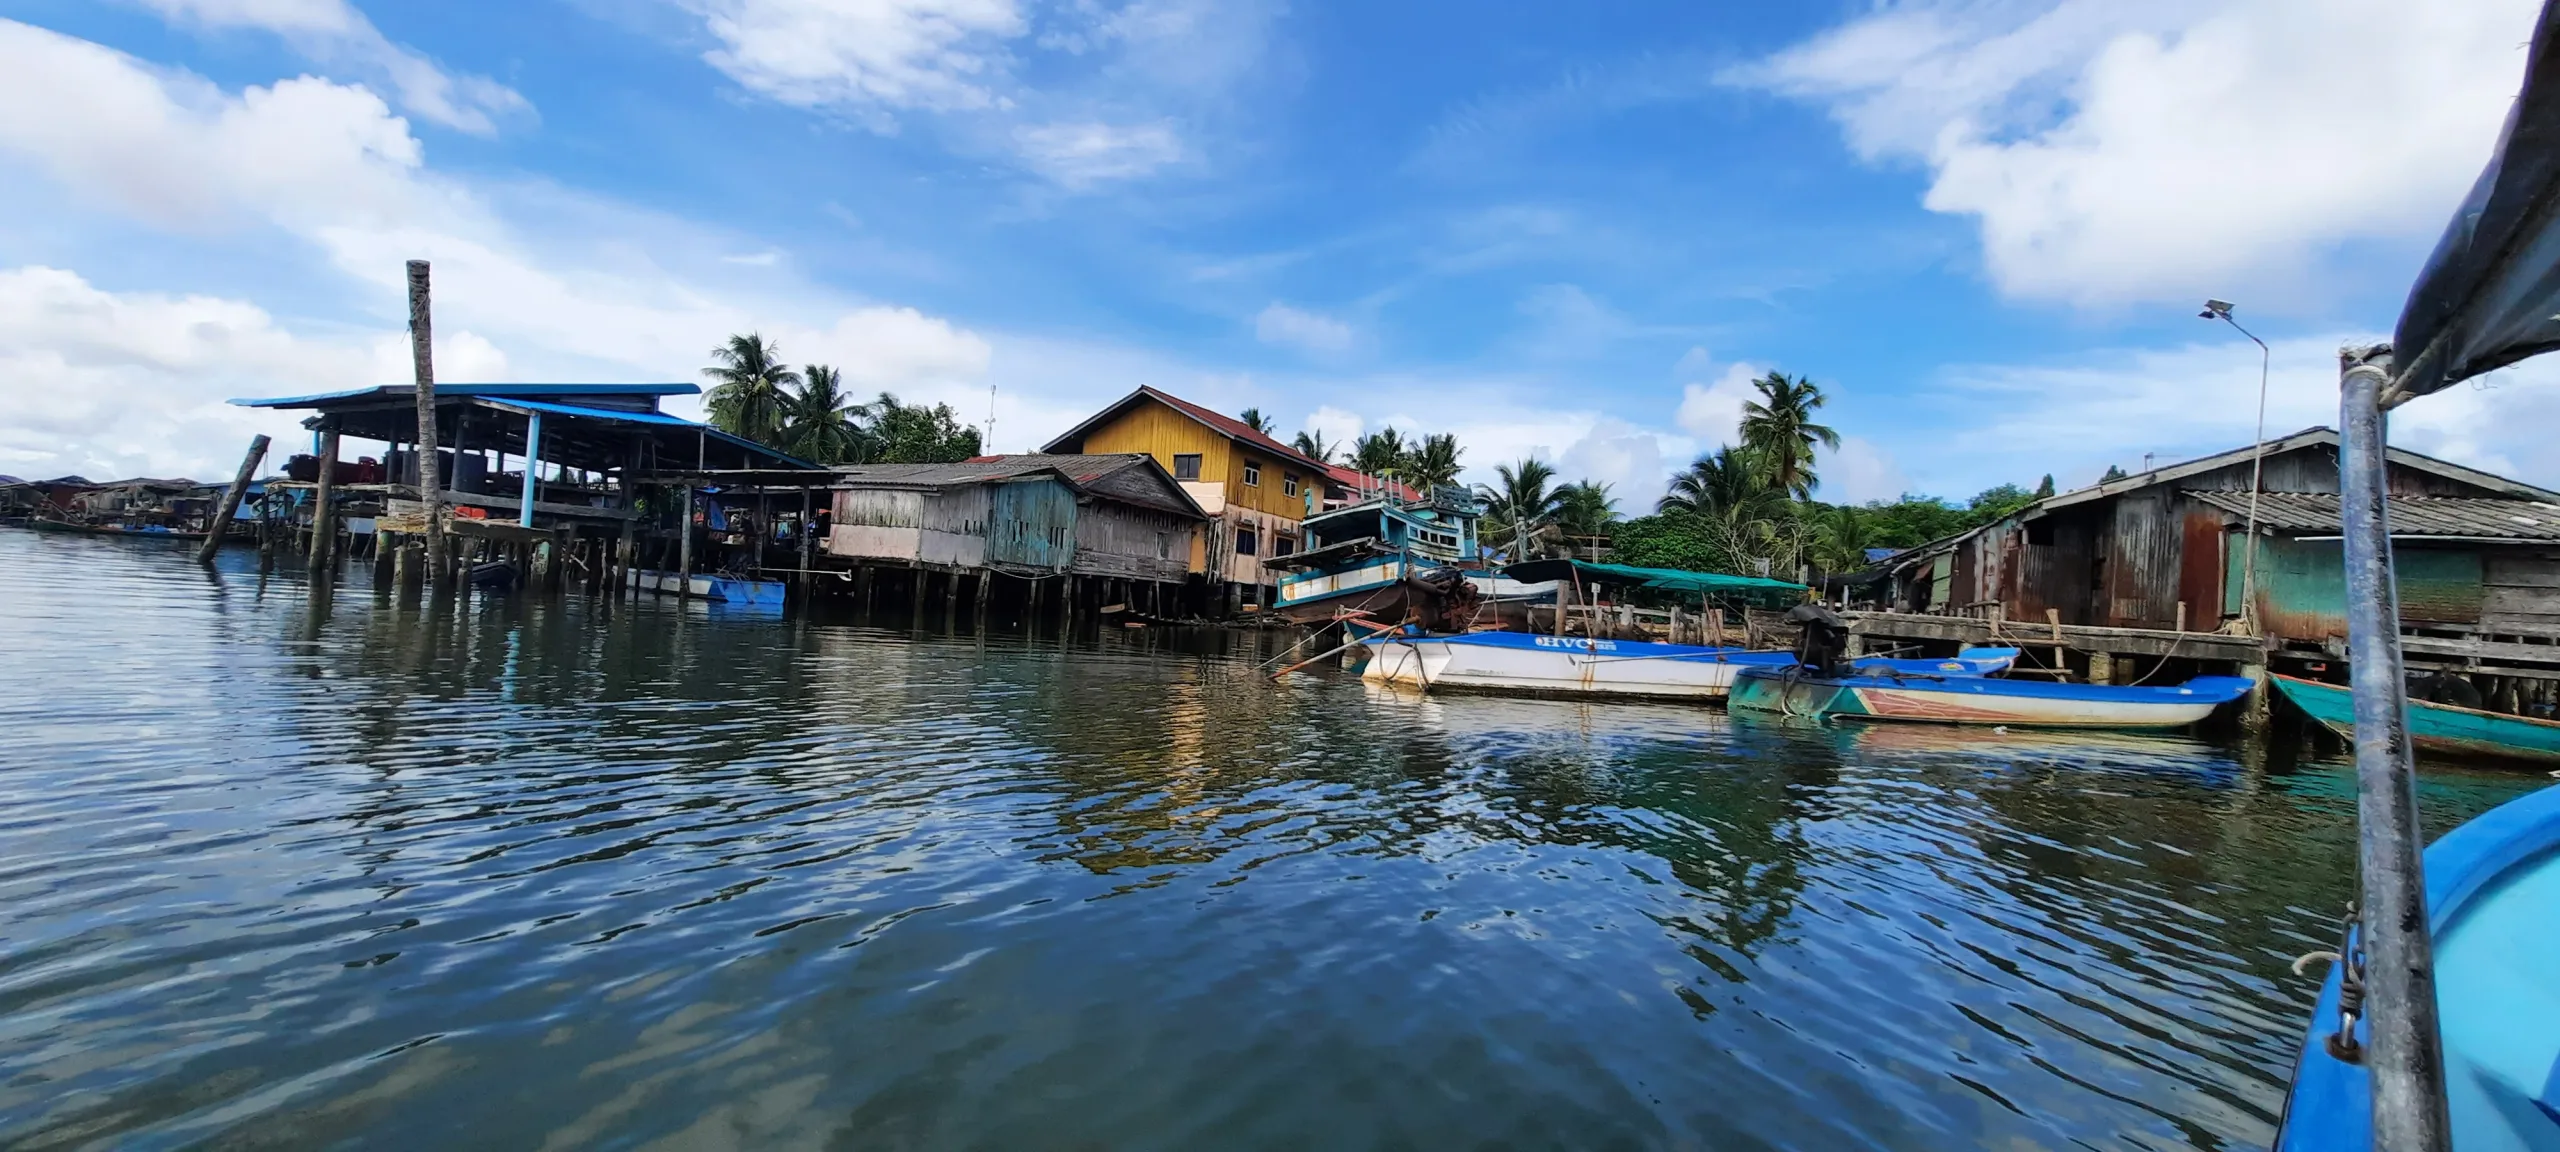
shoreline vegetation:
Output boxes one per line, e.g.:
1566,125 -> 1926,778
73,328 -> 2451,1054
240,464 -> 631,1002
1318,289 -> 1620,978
700,330 -> 2058,581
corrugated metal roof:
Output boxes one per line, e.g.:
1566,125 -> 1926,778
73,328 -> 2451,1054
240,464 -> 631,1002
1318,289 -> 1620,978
232,383 -> 696,407
1038,386 -> 1334,474
2187,490 -> 2560,540
831,461 -> 1069,486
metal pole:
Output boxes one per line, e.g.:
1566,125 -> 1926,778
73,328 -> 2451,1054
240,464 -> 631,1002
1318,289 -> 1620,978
519,411 -> 543,528
2338,346 -> 2451,1152
2222,312 -> 2272,632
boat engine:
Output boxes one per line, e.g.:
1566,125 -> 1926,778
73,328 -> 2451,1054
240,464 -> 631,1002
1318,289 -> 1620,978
1785,603 -> 1852,677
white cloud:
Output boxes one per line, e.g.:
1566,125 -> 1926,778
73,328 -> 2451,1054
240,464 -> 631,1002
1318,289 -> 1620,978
1914,334 -> 2560,494
1814,436 -> 1906,504
1011,119 -> 1182,187
688,0 -> 1023,117
0,20 -> 423,232
1672,350 -> 1759,447
132,0 -> 530,134
1299,405 -> 1364,452
0,24 -> 1014,476
0,265 -> 507,480
1254,302 -> 1356,355
1738,0 -> 2540,306
1556,417 -> 1682,511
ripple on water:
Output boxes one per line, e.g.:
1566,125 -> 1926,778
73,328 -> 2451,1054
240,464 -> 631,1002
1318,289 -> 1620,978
0,530 -> 2540,1150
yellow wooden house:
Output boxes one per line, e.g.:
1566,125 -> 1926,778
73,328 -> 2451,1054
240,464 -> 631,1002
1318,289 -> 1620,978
1042,386 -> 1330,604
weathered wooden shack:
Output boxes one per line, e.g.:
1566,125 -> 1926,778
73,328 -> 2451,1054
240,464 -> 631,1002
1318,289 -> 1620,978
1873,427 -> 2560,683
823,454 -> 1206,622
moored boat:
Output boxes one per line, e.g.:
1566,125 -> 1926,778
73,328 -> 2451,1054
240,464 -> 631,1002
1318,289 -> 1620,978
2272,673 -> 2560,768
2273,782 -> 2560,1151
20,518 -> 208,540
1362,630 -> 2018,701
1727,664 -> 2254,728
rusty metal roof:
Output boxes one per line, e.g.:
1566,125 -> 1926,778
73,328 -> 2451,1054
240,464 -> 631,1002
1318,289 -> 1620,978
2187,489 -> 2560,540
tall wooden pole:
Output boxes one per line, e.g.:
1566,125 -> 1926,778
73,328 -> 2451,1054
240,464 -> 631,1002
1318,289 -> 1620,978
307,426 -> 340,575
407,260 -> 446,592
198,434 -> 270,564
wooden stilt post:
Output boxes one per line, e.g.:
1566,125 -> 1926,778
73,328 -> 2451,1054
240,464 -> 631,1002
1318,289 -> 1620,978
198,434 -> 270,564
974,569 -> 992,631
944,570 -> 962,631
307,426 -> 340,576
798,487 -> 815,602
677,484 -> 696,601
2046,608 -> 2066,675
910,567 -> 928,626
406,260 -> 447,595
1027,574 -> 1046,628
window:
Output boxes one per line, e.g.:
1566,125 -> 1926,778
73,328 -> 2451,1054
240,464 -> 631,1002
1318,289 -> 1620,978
1275,534 -> 1296,555
1282,474 -> 1299,498
1235,529 -> 1258,556
1242,461 -> 1261,487
1173,454 -> 1202,481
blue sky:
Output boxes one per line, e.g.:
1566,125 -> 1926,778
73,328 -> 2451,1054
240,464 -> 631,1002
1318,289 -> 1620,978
0,0 -> 2552,508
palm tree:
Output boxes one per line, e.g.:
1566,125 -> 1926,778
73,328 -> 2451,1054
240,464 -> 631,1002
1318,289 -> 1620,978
1657,446 -> 1766,517
1239,407 -> 1277,436
1476,457 -> 1564,559
1292,429 -> 1339,465
1405,433 -> 1463,490
1806,504 -> 1872,575
703,333 -> 801,447
1555,480 -> 1616,540
1737,370 -> 1840,499
1351,428 -> 1408,476
781,364 -> 859,464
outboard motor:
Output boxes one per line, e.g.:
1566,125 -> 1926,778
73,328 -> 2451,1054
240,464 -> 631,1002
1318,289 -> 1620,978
1785,603 -> 1852,677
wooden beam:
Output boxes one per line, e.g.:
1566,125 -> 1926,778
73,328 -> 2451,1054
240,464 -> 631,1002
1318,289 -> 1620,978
197,434 -> 269,564
1845,610 -> 2263,662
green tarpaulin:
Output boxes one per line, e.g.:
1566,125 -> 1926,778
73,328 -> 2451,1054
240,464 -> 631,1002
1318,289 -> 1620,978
1499,559 -> 1806,602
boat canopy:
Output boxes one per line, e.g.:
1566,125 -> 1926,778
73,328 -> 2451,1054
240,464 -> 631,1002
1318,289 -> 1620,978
1500,558 -> 1806,603
2391,2 -> 2560,402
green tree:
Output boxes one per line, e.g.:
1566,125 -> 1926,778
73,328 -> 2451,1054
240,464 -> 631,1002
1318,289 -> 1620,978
2100,464 -> 2129,482
1477,457 -> 1564,559
703,333 -> 801,446
781,364 -> 859,464
1239,407 -> 1277,436
856,393 -> 982,464
1351,428 -> 1409,476
2034,474 -> 2057,498
1805,504 -> 1872,574
1405,433 -> 1464,489
1610,513 -> 1737,574
1737,371 -> 1840,499
1291,429 -> 1339,465
1966,483 -> 2038,524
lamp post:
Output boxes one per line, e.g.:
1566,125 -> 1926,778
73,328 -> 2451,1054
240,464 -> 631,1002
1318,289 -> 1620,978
2201,299 -> 2270,634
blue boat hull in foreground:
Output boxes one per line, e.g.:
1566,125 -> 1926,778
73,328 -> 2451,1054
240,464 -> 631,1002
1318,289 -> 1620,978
2275,783 -> 2560,1151
1728,667 -> 2255,728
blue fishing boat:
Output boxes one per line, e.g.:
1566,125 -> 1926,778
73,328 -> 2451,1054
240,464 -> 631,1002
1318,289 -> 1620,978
2274,674 -> 2560,768
1271,487 -> 1483,628
2273,782 -> 2560,1152
1727,664 -> 2255,728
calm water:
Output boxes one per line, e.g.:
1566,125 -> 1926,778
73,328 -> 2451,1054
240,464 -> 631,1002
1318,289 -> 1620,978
0,532 -> 2541,1150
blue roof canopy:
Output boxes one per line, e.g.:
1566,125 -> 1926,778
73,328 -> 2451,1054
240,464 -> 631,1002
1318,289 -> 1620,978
232,383 -> 696,408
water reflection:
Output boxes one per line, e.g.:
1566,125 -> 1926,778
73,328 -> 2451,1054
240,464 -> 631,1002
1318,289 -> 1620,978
0,530 -> 2543,1150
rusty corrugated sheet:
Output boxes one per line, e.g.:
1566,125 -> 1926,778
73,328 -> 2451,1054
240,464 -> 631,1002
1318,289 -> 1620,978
2179,505 -> 2228,627
2103,490 -> 2181,628
2243,538 -> 2482,641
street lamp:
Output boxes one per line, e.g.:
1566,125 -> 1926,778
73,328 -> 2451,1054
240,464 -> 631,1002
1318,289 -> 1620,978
2201,299 -> 2271,635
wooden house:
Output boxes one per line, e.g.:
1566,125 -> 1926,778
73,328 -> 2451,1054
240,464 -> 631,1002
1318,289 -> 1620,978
824,454 -> 1204,586
1040,387 -> 1332,607
1874,427 -> 2560,682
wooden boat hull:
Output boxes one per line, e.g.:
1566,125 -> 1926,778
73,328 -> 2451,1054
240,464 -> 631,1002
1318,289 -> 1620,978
1361,632 -> 2018,702
2275,783 -> 2560,1152
1728,668 -> 2254,728
2271,673 -> 2560,767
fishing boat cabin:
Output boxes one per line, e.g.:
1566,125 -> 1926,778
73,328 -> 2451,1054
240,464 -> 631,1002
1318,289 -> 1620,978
1270,484 -> 1481,625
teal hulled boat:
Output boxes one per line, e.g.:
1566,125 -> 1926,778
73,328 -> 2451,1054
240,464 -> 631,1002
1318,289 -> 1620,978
2272,674 -> 2560,768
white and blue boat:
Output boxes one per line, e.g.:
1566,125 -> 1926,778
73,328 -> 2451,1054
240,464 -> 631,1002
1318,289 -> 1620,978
1727,664 -> 2255,728
1361,629 -> 2019,701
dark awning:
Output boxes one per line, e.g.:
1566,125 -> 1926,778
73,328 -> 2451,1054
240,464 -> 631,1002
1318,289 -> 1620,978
2392,1 -> 2560,402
